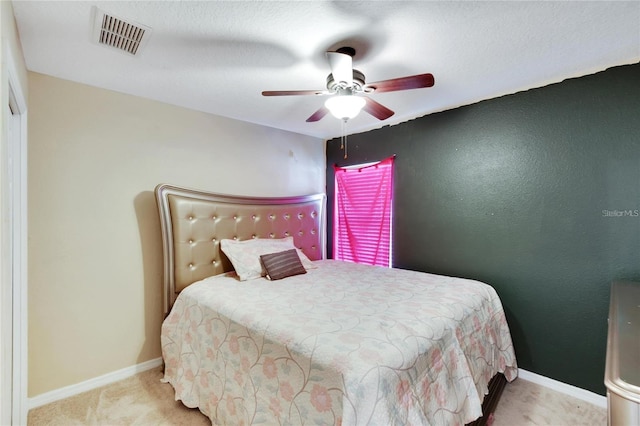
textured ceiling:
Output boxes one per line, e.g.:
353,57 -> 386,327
12,1 -> 640,140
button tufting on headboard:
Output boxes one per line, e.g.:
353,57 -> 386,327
155,184 -> 326,314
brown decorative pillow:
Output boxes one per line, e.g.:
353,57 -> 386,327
260,249 -> 307,281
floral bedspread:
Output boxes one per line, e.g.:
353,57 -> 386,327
161,260 -> 518,425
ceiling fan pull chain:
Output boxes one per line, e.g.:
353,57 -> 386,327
342,118 -> 348,159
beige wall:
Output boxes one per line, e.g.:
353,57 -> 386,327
27,72 -> 325,397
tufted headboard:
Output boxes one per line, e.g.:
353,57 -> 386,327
155,184 -> 327,314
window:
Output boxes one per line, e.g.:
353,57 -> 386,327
333,156 -> 394,267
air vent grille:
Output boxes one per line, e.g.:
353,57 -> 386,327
93,8 -> 151,56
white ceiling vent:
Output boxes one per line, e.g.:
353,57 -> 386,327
92,7 -> 151,56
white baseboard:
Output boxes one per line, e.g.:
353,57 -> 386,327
27,357 -> 163,410
27,361 -> 606,412
518,368 -> 607,409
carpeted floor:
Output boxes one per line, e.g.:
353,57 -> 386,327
28,367 -> 607,425
492,377 -> 606,426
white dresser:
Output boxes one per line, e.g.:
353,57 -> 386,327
605,281 -> 640,425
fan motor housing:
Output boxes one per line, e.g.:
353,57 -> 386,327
326,70 -> 366,92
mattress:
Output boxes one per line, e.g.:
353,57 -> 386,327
161,260 -> 518,425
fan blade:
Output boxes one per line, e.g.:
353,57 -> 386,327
262,90 -> 327,96
363,97 -> 394,120
326,51 -> 353,87
306,106 -> 330,122
366,73 -> 434,93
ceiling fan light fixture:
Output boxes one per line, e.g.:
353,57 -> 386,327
325,95 -> 366,120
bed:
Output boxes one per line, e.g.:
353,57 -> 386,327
155,183 -> 518,425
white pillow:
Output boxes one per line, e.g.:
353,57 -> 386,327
220,237 -> 316,281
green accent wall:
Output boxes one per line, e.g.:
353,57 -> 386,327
325,62 -> 640,395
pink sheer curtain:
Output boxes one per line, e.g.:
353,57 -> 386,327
334,156 -> 394,267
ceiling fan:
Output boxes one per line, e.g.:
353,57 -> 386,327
262,47 -> 435,123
